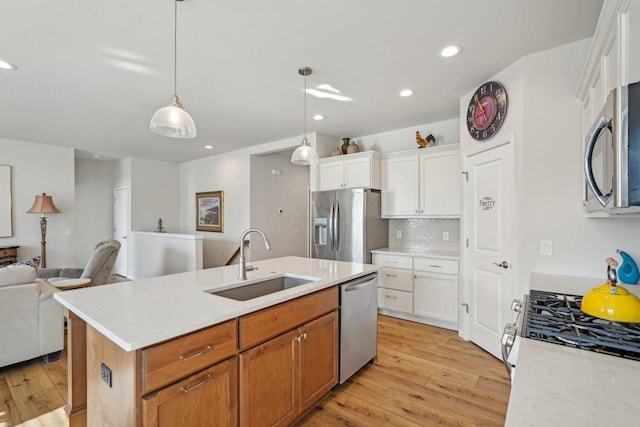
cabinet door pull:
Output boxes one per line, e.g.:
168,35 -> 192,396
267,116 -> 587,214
385,273 -> 398,278
181,374 -> 213,393
179,345 -> 213,361
384,294 -> 398,300
303,333 -> 308,340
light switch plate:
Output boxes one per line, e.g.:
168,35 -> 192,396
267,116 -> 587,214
541,240 -> 553,256
396,230 -> 402,238
443,232 -> 449,241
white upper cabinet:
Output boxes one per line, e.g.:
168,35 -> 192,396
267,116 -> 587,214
318,151 -> 380,191
578,0 -> 639,130
381,145 -> 461,218
419,149 -> 462,217
381,154 -> 419,216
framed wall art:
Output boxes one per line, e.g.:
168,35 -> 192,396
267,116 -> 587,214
196,190 -> 224,232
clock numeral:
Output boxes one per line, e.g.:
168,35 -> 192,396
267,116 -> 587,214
480,86 -> 487,95
490,125 -> 496,133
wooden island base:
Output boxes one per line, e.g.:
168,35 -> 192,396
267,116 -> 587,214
64,286 -> 340,427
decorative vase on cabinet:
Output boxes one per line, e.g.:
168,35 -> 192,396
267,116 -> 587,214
347,141 -> 360,154
341,138 -> 350,154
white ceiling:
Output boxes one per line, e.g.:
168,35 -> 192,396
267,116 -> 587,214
1,0 -> 603,163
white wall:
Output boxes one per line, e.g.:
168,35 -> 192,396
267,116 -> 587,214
353,118 -> 460,153
130,158 -> 180,232
250,152 -> 309,261
0,137 -> 75,266
460,38 -> 640,298
74,158 -> 115,267
180,134 -> 315,267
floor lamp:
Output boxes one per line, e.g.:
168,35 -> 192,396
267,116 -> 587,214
26,193 -> 60,268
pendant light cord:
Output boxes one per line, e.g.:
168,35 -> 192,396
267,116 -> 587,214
174,0 -> 178,97
303,73 -> 307,141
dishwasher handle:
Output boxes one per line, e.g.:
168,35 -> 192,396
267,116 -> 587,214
343,274 -> 377,292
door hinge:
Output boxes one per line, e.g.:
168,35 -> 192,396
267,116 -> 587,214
461,171 -> 468,182
461,303 -> 469,314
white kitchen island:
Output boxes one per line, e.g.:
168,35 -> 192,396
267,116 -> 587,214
54,256 -> 379,427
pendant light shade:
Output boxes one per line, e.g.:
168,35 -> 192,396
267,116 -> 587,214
291,137 -> 318,165
291,67 -> 318,165
150,95 -> 197,138
150,0 -> 196,138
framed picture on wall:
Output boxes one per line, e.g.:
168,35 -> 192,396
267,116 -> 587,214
196,191 -> 224,232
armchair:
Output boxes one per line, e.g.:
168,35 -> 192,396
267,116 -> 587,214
36,239 -> 121,286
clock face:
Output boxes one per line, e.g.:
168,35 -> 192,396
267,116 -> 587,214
466,81 -> 508,141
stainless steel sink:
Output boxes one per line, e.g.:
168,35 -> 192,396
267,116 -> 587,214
207,275 -> 318,301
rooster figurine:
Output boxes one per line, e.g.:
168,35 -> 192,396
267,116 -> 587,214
416,131 -> 435,148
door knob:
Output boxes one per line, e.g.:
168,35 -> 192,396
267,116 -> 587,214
493,261 -> 509,269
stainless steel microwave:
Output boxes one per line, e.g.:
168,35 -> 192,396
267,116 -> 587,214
584,81 -> 640,214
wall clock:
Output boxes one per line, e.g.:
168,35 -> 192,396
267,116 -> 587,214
466,81 -> 508,141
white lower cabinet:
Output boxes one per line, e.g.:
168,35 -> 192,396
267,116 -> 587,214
373,251 -> 459,330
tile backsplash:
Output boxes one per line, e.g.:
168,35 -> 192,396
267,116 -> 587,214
388,218 -> 461,254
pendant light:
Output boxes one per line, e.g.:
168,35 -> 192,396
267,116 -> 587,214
291,67 -> 318,165
150,0 -> 197,138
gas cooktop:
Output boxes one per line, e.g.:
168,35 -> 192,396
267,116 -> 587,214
524,290 -> 640,361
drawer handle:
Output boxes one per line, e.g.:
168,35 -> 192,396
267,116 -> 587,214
181,374 -> 213,393
179,345 -> 213,361
384,294 -> 398,300
385,274 -> 398,278
385,261 -> 398,264
428,265 -> 442,268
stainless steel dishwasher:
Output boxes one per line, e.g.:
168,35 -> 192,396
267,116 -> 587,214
339,272 -> 378,384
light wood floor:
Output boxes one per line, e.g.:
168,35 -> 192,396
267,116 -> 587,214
0,315 -> 510,426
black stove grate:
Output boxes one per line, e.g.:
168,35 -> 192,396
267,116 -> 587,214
524,290 -> 640,361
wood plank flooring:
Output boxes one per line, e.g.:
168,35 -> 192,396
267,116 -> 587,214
0,315 -> 510,426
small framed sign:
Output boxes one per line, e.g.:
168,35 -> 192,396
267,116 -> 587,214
196,190 -> 224,232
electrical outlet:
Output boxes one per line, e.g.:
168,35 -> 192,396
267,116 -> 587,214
396,230 -> 402,238
541,240 -> 553,256
443,232 -> 449,241
101,363 -> 112,387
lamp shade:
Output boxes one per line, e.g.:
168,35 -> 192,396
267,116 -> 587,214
150,95 -> 197,138
26,193 -> 61,214
291,138 -> 318,165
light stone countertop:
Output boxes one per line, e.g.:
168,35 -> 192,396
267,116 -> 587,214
505,339 -> 640,426
54,256 -> 379,352
371,247 -> 460,259
505,272 -> 640,425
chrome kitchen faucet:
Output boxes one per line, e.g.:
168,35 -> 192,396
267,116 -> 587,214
238,228 -> 271,280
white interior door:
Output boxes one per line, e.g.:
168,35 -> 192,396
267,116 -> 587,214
113,186 -> 129,277
463,141 -> 514,359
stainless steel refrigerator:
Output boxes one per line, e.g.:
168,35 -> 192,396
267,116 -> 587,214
311,188 -> 388,263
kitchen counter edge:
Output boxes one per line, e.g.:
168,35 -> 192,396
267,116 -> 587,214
54,256 -> 379,352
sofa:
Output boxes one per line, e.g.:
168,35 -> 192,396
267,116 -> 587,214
0,263 -> 64,368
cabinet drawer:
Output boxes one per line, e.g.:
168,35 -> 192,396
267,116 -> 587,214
413,258 -> 458,275
372,253 -> 412,270
141,319 -> 237,394
378,288 -> 412,314
379,268 -> 413,292
239,286 -> 338,351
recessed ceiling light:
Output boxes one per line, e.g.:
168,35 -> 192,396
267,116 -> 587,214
400,89 -> 414,97
440,45 -> 462,58
0,59 -> 17,70
313,114 -> 325,121
205,145 -> 213,150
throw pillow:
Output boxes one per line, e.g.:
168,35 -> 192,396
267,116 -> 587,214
14,256 -> 41,269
